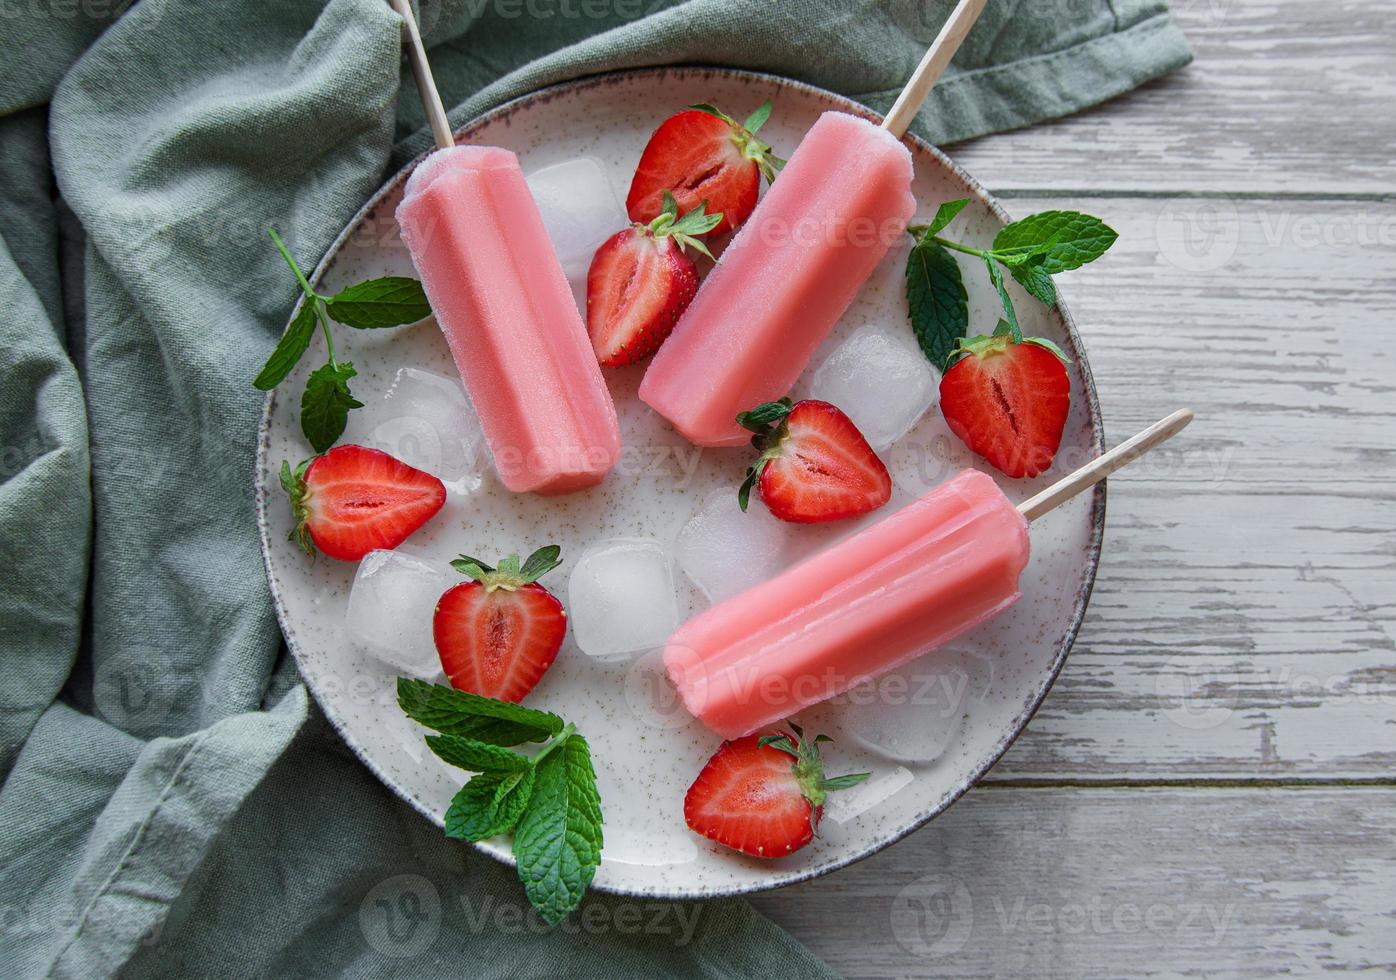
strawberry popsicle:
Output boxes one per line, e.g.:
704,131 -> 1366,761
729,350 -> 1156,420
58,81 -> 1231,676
396,146 -> 621,494
664,469 -> 1029,739
639,112 -> 917,447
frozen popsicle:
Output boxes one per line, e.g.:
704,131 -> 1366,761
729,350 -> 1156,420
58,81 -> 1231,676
638,0 -> 991,447
388,0 -> 620,494
397,146 -> 621,494
665,469 -> 1026,738
638,111 -> 917,447
665,410 -> 1195,739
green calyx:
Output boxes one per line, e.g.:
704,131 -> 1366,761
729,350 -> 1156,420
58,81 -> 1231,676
734,397 -> 795,511
689,100 -> 786,184
645,190 -> 724,259
758,723 -> 870,835
451,545 -> 562,592
279,458 -> 316,557
946,319 -> 1072,369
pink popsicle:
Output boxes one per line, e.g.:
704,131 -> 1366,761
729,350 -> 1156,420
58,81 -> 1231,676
639,111 -> 917,447
396,146 -> 621,494
664,469 -> 1029,739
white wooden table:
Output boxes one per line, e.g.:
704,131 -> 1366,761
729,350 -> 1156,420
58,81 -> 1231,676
750,3 -> 1396,974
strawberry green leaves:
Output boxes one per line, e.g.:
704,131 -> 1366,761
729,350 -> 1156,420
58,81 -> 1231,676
689,99 -> 786,183
397,679 -> 603,926
735,397 -> 794,511
255,228 -> 432,453
648,190 -> 724,260
904,200 -> 1117,367
449,545 -> 564,591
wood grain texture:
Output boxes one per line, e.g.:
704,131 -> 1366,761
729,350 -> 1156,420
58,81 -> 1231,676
772,5 -> 1396,975
753,787 -> 1396,978
945,0 -> 1396,195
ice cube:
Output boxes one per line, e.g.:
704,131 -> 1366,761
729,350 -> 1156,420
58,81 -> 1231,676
342,367 -> 484,486
525,157 -> 628,284
567,538 -> 679,661
675,489 -> 795,603
823,766 -> 914,825
809,321 -> 939,450
832,649 -> 977,763
346,549 -> 455,678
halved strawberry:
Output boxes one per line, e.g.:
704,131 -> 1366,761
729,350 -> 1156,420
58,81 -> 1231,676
626,101 -> 784,236
281,445 -> 446,561
684,725 -> 869,858
736,398 -> 892,523
434,546 -> 566,703
586,192 -> 722,367
939,323 -> 1071,478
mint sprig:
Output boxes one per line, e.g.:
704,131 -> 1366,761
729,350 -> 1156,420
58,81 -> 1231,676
255,228 -> 432,453
398,679 -> 603,926
904,202 -> 1117,367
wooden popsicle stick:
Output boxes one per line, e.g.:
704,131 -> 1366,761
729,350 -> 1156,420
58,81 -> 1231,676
1017,409 -> 1195,521
388,0 -> 455,151
881,0 -> 990,139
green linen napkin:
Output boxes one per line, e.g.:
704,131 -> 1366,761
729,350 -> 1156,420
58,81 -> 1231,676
0,1 -> 1189,975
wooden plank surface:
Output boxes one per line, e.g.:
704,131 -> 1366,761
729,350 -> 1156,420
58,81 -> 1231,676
767,4 -> 1396,976
946,0 -> 1396,195
752,787 -> 1396,978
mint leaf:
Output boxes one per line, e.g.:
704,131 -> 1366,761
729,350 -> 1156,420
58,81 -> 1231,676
397,679 -> 563,745
300,361 -> 362,453
906,238 -> 968,369
513,734 -> 602,926
984,257 -> 1020,339
925,198 -> 970,237
992,211 -> 1118,274
325,277 -> 431,328
253,301 -> 317,391
1010,257 -> 1057,307
426,733 -> 533,773
445,768 -> 535,842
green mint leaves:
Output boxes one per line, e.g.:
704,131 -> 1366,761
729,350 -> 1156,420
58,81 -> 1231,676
905,201 -> 1117,367
254,228 -> 432,453
398,679 -> 603,926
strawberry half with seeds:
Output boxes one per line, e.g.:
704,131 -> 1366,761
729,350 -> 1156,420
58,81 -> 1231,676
281,444 -> 446,561
684,725 -> 869,858
586,191 -> 723,367
434,546 -> 567,703
939,321 -> 1071,478
626,101 -> 784,236
736,398 -> 892,523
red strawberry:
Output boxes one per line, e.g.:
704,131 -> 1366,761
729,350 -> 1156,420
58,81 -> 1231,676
684,725 -> 869,858
939,326 -> 1071,478
627,101 -> 784,236
736,398 -> 892,524
586,192 -> 722,366
281,445 -> 446,561
434,546 -> 566,703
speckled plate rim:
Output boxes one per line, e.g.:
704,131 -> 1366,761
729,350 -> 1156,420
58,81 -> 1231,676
255,65 -> 1106,902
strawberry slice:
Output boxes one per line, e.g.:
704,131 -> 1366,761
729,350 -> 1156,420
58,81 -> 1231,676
684,725 -> 869,858
939,323 -> 1071,478
434,546 -> 567,703
586,192 -> 722,367
626,101 -> 784,236
735,398 -> 892,523
281,445 -> 446,561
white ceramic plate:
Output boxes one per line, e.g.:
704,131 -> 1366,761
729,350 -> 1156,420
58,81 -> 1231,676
256,67 -> 1104,900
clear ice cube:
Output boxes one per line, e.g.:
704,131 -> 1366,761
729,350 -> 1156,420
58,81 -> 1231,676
674,489 -> 795,603
525,157 -> 629,285
567,538 -> 679,661
346,549 -> 454,679
823,766 -> 914,825
809,321 -> 939,450
832,648 -> 980,763
342,367 -> 483,486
